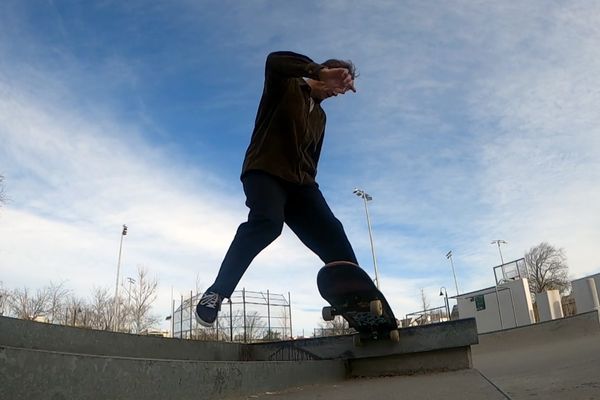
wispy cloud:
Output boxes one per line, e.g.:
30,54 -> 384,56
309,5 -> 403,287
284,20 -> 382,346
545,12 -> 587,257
1,1 -> 599,333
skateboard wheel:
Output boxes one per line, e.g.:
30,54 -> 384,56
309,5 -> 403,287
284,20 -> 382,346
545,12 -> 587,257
390,329 -> 400,343
322,306 -> 335,321
370,300 -> 383,317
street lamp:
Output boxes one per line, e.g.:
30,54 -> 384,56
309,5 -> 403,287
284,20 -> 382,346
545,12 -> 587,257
113,224 -> 128,331
353,188 -> 380,289
439,287 -> 450,321
445,251 -> 460,296
491,240 -> 507,265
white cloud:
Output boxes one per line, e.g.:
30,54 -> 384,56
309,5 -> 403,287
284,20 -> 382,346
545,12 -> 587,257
2,1 -> 600,335
463,2 -> 600,276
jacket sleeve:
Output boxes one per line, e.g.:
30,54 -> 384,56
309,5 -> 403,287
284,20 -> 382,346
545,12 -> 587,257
265,51 -> 324,82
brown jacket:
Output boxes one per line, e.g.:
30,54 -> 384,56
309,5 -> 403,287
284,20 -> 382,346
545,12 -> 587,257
241,51 -> 327,184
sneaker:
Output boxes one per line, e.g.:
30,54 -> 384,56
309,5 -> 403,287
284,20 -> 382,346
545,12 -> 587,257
195,290 -> 224,327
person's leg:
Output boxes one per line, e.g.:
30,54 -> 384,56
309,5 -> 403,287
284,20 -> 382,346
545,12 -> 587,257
210,171 -> 287,298
285,183 -> 358,264
196,171 -> 287,326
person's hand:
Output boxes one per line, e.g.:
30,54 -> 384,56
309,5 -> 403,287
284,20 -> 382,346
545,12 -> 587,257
319,68 -> 356,93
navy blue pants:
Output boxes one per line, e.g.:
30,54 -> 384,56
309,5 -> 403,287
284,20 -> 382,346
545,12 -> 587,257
211,171 -> 357,298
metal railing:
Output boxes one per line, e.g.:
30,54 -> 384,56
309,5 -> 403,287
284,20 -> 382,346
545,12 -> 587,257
403,305 -> 449,327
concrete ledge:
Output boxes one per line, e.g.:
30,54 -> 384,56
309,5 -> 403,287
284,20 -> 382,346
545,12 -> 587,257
0,316 -> 478,363
0,316 -> 480,398
474,310 -> 600,354
349,346 -> 472,377
0,345 -> 347,400
0,316 -> 243,361
250,318 -> 478,360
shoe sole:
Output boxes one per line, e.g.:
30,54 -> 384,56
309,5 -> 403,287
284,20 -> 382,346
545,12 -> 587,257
194,308 -> 215,328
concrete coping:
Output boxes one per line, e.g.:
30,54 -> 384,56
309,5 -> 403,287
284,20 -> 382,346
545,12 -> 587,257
0,315 -> 478,361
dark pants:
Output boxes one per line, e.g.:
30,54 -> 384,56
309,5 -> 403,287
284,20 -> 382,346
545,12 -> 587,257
210,171 -> 357,298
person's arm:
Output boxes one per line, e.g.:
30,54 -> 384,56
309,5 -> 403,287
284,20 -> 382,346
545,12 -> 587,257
266,51 -> 323,81
265,51 -> 355,93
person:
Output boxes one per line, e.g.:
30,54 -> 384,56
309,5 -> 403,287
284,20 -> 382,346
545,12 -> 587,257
195,51 -> 359,327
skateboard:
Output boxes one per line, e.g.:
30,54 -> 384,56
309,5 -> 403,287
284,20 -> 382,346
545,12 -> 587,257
317,261 -> 400,344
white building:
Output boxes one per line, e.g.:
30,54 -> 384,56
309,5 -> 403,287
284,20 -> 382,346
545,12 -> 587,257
453,278 -> 535,334
535,290 -> 563,322
571,273 -> 600,314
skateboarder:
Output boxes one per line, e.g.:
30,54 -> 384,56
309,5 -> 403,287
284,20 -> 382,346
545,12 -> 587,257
195,51 -> 359,327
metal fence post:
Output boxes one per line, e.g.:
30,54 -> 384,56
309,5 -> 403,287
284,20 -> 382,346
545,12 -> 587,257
189,290 -> 193,338
180,294 -> 183,338
243,288 -> 247,343
288,292 -> 293,339
267,289 -> 271,339
229,299 -> 233,342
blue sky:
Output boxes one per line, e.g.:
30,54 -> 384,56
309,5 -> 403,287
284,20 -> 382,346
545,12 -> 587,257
1,1 -> 599,335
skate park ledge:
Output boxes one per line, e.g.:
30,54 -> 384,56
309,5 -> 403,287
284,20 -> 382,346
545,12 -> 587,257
0,316 -> 477,400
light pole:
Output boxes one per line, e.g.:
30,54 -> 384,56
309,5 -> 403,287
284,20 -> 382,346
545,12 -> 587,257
445,251 -> 460,296
491,240 -> 507,265
491,239 -> 507,329
353,188 -> 380,289
113,224 -> 128,331
439,287 -> 450,321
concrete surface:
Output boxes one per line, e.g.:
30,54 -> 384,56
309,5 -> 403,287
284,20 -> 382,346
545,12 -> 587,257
234,310 -> 600,400
472,310 -> 600,399
229,370 -> 509,400
0,345 -> 347,400
475,335 -> 600,399
4,312 -> 597,399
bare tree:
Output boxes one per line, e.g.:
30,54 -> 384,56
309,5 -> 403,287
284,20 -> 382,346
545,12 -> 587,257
525,242 -> 570,295
88,287 -> 113,330
413,288 -> 432,325
318,315 -> 352,336
64,296 -> 87,326
8,287 -> 49,320
126,265 -> 160,334
245,311 -> 267,342
46,281 -> 71,323
420,288 -> 430,311
0,281 -> 10,316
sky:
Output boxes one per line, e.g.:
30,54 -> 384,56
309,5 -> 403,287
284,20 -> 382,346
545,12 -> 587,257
1,1 -> 599,336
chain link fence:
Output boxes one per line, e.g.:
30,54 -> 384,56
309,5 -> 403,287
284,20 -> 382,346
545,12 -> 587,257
170,288 -> 292,343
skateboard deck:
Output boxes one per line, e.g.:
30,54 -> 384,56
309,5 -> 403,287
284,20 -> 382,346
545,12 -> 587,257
317,261 -> 399,343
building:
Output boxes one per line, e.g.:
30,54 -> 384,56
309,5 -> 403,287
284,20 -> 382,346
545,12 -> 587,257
452,278 -> 535,334
571,273 -> 600,314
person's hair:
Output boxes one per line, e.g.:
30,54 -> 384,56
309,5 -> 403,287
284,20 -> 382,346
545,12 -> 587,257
322,59 -> 358,80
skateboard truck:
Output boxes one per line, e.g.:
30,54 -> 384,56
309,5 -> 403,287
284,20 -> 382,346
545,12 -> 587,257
322,299 -> 384,321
